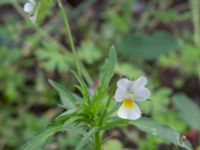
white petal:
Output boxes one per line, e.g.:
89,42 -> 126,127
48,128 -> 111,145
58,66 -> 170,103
24,2 -> 34,13
132,76 -> 147,89
133,87 -> 151,102
114,87 -> 127,102
117,78 -> 132,89
29,0 -> 36,4
117,103 -> 141,120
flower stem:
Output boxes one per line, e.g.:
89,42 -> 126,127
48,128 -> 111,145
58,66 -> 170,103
190,0 -> 200,46
57,0 -> 81,75
57,0 -> 94,86
99,86 -> 116,126
94,131 -> 102,150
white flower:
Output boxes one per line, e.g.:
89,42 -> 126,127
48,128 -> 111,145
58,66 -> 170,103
23,0 -> 36,13
114,76 -> 151,120
23,0 -> 37,23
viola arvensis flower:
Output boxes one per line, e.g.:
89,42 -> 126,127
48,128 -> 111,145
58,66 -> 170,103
23,0 -> 37,23
114,76 -> 151,120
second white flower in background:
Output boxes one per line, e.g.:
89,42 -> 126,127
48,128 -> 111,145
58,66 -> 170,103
23,0 -> 36,13
114,76 -> 151,120
23,0 -> 37,23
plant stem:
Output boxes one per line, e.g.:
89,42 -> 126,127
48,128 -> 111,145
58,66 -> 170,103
57,0 -> 94,86
98,86 -> 116,126
94,131 -> 102,150
94,87 -> 116,149
190,0 -> 200,46
57,0 -> 81,75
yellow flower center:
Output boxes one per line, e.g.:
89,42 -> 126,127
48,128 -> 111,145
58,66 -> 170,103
123,98 -> 134,109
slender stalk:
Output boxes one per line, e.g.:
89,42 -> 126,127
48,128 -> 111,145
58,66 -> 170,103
190,0 -> 200,46
94,84 -> 116,150
99,86 -> 116,126
94,131 -> 102,150
57,0 -> 81,75
57,0 -> 94,86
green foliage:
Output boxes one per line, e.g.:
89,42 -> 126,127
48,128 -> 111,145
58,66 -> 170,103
35,42 -> 73,72
0,46 -> 24,101
72,71 -> 90,103
99,46 -> 117,92
35,0 -> 55,23
100,0 -> 133,41
78,41 -> 102,64
91,46 -> 117,109
25,46 -> 194,150
153,10 -> 178,22
132,117 -> 193,150
117,31 -> 178,60
172,94 -> 200,130
23,114 -> 86,150
138,135 -> 157,150
159,43 -> 200,76
0,110 -> 49,149
103,139 -> 125,150
75,127 -> 98,150
23,122 -> 62,150
23,47 -> 117,149
115,63 -> 144,79
48,80 -> 78,109
140,88 -> 171,114
140,88 -> 187,131
1,0 -> 199,149
56,133 -> 79,149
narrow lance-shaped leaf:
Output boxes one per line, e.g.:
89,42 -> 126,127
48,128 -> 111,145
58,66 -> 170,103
172,94 -> 200,130
56,108 -> 78,119
23,121 -> 62,150
131,117 -> 192,150
48,79 -> 77,109
75,127 -> 98,150
35,0 -> 52,23
100,46 -> 117,91
92,46 -> 117,106
72,71 -> 90,103
23,115 -> 79,150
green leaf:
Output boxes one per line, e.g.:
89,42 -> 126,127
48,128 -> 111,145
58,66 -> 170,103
132,117 -> 192,150
75,127 -> 98,150
23,116 -> 79,150
78,41 -> 102,64
35,0 -> 53,23
115,63 -> 144,79
48,79 -> 77,109
102,117 -> 127,130
72,71 -> 90,103
35,42 -> 73,72
91,46 -> 116,108
117,31 -> 178,60
172,94 -> 200,130
56,108 -> 78,119
23,122 -> 62,150
100,46 -> 117,89
92,46 -> 116,107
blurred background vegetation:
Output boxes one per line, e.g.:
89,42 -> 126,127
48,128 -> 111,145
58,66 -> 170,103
0,0 -> 200,149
